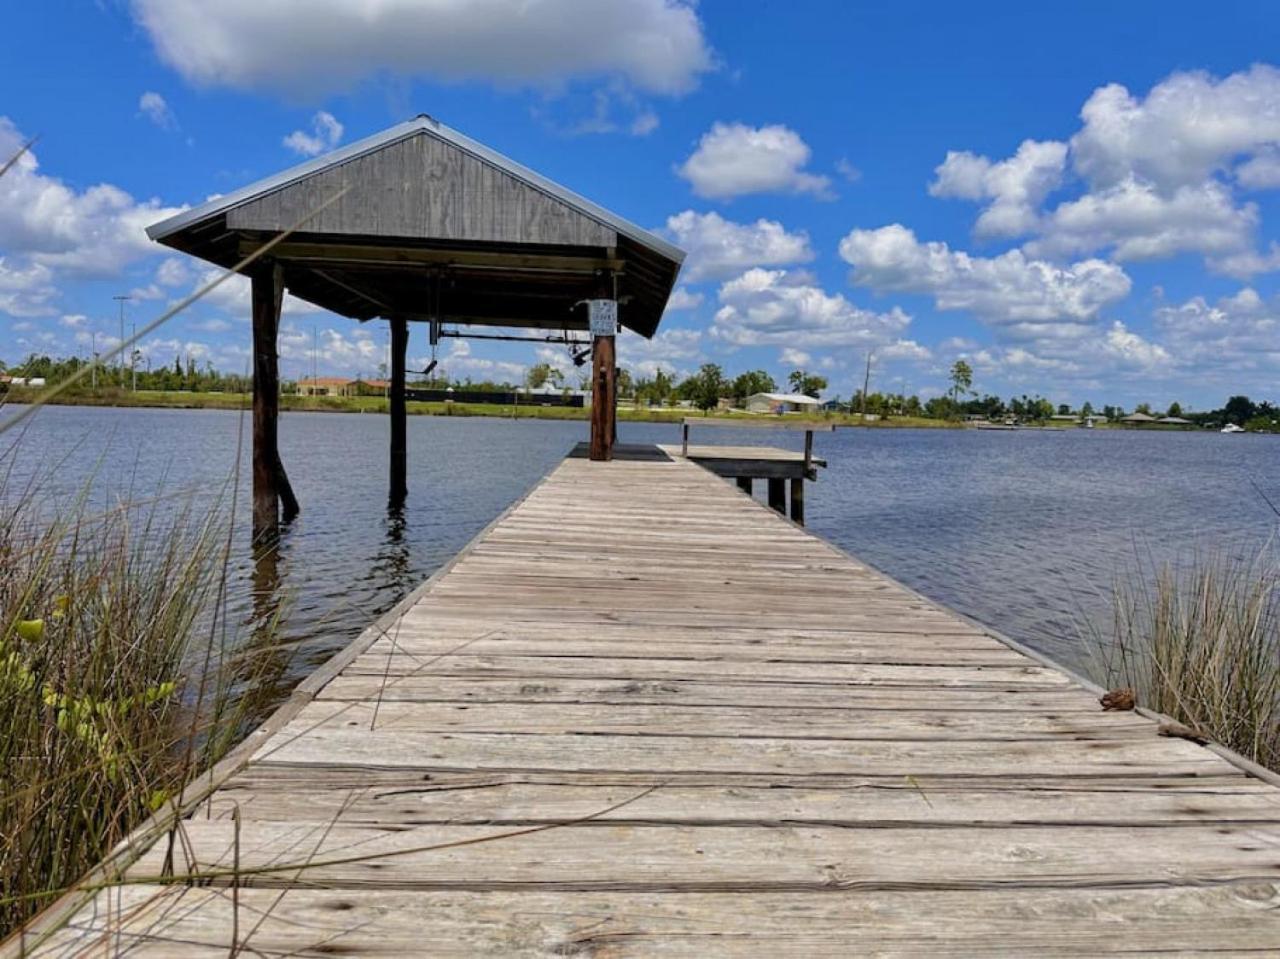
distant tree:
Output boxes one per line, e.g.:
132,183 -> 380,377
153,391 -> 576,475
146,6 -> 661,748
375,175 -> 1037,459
525,362 -> 562,390
616,367 -> 634,399
788,370 -> 827,398
1166,401 -> 1183,418
731,369 -> 777,403
1135,402 -> 1152,416
1057,403 -> 1071,416
680,363 -> 727,412
1102,404 -> 1118,421
949,360 -> 973,405
1223,395 -> 1256,426
1081,401 -> 1095,417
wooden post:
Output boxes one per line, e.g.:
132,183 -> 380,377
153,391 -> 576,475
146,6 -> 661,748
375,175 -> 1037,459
790,477 -> 805,525
389,316 -> 408,504
804,429 -> 814,472
588,297 -> 617,462
682,422 -> 690,457
768,478 -> 786,515
736,476 -> 753,495
252,263 -> 288,541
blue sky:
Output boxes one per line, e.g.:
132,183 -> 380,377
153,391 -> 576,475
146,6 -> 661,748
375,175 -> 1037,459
3,1 -> 1280,408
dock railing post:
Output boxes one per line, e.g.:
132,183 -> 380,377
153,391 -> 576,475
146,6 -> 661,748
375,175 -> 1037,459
682,422 -> 689,457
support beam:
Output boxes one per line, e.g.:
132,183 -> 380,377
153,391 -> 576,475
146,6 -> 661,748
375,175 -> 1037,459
767,478 -> 786,515
389,316 -> 409,505
588,295 -> 617,462
736,476 -> 753,495
790,477 -> 805,526
252,263 -> 290,541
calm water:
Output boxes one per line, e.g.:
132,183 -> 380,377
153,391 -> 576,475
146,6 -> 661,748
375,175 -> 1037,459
7,406 -> 1279,696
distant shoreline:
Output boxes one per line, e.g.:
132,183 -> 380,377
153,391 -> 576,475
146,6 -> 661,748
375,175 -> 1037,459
2,389 -> 967,428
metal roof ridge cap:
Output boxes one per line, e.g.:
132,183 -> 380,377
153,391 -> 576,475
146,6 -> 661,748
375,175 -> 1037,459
144,117 -> 433,241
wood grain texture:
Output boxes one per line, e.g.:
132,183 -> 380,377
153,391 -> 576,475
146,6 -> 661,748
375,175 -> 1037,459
26,448 -> 1280,955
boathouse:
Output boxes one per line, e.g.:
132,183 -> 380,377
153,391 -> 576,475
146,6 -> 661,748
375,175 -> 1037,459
144,115 -> 684,538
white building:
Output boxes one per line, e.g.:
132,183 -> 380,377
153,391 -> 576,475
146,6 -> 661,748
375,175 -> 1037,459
745,392 -> 821,414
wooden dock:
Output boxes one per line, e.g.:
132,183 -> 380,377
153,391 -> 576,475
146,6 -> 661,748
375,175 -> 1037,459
20,448 -> 1280,956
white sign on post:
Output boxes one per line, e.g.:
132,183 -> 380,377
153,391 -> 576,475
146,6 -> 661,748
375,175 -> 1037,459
588,299 -> 618,337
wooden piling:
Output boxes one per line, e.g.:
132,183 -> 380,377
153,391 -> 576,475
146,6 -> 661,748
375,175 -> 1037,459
767,478 -> 786,514
736,476 -> 753,495
251,263 -> 289,541
790,476 -> 805,525
589,328 -> 616,462
389,316 -> 408,504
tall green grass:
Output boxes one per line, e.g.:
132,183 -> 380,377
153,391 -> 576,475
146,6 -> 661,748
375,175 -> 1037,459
1094,551 -> 1280,771
0,451 -> 278,937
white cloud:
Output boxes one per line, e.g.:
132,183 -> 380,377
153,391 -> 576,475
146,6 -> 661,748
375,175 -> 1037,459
278,322 -> 381,375
0,117 -> 184,280
1071,66 -> 1280,191
1153,287 -> 1280,374
138,91 -> 178,130
618,327 -> 701,377
677,123 -> 833,200
839,224 -> 1132,328
710,268 -> 911,348
130,0 -> 712,97
630,111 -> 660,136
59,313 -> 87,329
662,210 -> 813,281
283,112 -> 344,157
1235,148 -> 1280,190
778,347 -> 811,367
929,139 -> 1067,238
186,268 -> 326,317
1026,177 -> 1256,261
155,257 -> 192,288
0,258 -> 57,317
664,287 -> 703,311
1211,242 -> 1280,279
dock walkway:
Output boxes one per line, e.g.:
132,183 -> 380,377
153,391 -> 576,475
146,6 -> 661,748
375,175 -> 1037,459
25,448 -> 1280,955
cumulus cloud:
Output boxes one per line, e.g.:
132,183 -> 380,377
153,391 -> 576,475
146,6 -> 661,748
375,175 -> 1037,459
664,287 -> 703,311
138,91 -> 177,130
0,259 -> 57,317
1025,178 -> 1256,261
618,327 -> 701,377
929,139 -> 1067,238
1153,287 -> 1280,374
130,0 -> 712,97
283,111 -> 344,157
0,117 -> 184,281
838,224 -> 1132,328
1071,66 -> 1280,191
1211,242 -> 1280,279
662,210 -> 813,281
778,347 -> 811,367
677,123 -> 833,200
710,268 -> 911,348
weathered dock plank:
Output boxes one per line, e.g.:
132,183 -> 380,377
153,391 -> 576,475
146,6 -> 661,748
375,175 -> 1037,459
17,450 -> 1280,956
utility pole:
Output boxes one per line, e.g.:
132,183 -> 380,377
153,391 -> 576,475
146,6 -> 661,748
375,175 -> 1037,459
112,295 -> 131,387
131,322 -> 137,391
860,352 -> 873,420
91,331 -> 97,390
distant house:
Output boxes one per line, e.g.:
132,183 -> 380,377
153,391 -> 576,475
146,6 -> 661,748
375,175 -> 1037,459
746,392 -> 822,414
297,376 -> 352,397
1049,413 -> 1080,423
1120,411 -> 1159,426
1156,416 -> 1194,426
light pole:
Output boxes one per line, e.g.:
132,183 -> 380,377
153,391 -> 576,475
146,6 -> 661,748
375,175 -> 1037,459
131,322 -> 138,391
91,331 -> 97,390
113,294 -> 131,387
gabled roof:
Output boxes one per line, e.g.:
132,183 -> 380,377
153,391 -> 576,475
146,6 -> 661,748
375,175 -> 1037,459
147,115 -> 683,263
145,116 -> 684,339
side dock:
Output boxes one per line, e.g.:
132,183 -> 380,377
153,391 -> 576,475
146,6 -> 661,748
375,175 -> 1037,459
21,447 -> 1280,956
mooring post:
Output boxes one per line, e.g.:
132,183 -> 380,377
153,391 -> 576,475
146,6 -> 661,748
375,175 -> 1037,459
768,478 -> 786,515
790,477 -> 805,525
736,476 -> 753,494
588,294 -> 617,462
389,316 -> 409,504
251,262 -> 290,541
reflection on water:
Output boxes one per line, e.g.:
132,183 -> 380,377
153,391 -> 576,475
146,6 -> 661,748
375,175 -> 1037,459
8,405 -> 1280,709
